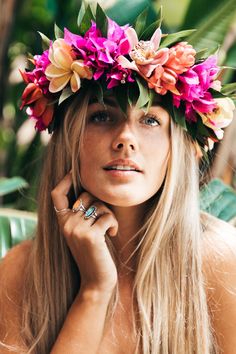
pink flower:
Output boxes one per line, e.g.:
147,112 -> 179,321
165,42 -> 196,74
118,27 -> 170,78
173,55 -> 220,122
34,50 -> 50,71
65,20 -> 133,88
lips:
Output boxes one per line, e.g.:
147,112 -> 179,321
103,159 -> 142,172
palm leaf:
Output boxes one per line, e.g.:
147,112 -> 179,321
200,178 -> 236,222
187,0 -> 236,53
0,177 -> 28,197
105,0 -> 154,26
0,209 -> 37,259
182,0 -> 224,29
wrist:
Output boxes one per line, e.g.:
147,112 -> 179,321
78,285 -> 114,305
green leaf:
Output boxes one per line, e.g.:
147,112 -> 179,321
58,88 -> 74,105
54,23 -> 63,39
134,7 -> 149,37
209,88 -> 226,99
78,4 -> 95,35
77,2 -> 86,28
0,208 -> 37,259
136,77 -> 150,108
127,83 -> 139,107
96,3 -> 108,37
197,118 -> 211,137
105,0 -> 152,26
200,179 -> 236,222
172,106 -> 187,130
140,19 -> 162,41
0,177 -> 28,197
221,82 -> 236,95
195,46 -> 219,62
159,29 -> 196,48
113,85 -> 128,113
38,31 -> 50,51
187,0 -> 236,53
182,0 -> 227,29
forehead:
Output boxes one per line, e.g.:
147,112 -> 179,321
88,94 -> 170,119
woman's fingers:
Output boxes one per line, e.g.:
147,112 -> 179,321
51,172 -> 73,210
93,212 -> 118,237
51,177 -> 119,292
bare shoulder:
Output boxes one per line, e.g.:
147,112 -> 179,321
0,240 -> 33,292
201,212 -> 236,271
201,212 -> 236,353
0,240 -> 33,351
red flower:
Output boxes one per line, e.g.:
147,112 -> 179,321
20,81 -> 54,130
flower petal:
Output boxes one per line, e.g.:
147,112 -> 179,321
70,72 -> 81,92
117,56 -> 138,71
33,98 -> 48,117
150,28 -> 162,50
42,105 -> 54,126
54,47 -> 73,70
125,27 -> 138,49
49,74 -> 71,93
45,64 -> 68,78
71,61 -> 92,79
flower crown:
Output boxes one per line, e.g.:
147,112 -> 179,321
20,4 -> 236,150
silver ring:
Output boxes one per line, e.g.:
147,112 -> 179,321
90,212 -> 98,219
84,206 -> 98,220
72,199 -> 87,213
54,206 -> 70,214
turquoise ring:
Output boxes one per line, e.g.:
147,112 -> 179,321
84,205 -> 98,220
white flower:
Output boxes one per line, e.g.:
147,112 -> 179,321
199,97 -> 235,140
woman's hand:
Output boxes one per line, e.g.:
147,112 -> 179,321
51,172 -> 118,296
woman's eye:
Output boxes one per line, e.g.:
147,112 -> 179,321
89,111 -> 113,123
142,115 -> 160,126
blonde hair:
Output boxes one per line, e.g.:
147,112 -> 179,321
2,91 -> 219,353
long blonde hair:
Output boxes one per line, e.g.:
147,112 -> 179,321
5,91 -> 219,353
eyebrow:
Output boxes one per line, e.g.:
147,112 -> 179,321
88,96 -> 118,107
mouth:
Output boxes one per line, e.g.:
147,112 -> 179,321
103,159 -> 143,173
104,165 -> 141,172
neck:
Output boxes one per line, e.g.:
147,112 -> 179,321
108,203 -> 147,280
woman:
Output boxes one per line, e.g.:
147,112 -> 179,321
1,5 -> 236,353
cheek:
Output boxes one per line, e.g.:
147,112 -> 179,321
147,138 -> 170,185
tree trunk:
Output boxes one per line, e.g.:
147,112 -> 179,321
0,0 -> 21,119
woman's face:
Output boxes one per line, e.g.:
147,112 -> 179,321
79,97 -> 170,207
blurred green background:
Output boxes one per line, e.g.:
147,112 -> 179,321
0,0 -> 236,212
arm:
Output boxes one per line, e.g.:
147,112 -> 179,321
50,173 -> 119,353
50,288 -> 112,353
0,242 -> 32,353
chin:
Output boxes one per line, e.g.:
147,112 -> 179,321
93,189 -> 151,207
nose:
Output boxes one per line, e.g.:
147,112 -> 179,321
111,120 -> 138,152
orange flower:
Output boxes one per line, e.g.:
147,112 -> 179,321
148,66 -> 179,95
165,42 -> 196,74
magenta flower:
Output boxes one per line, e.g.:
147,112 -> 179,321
173,55 -> 219,122
64,19 -> 133,88
34,50 -> 50,70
